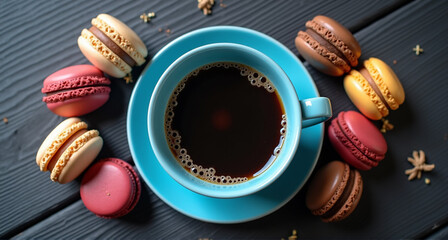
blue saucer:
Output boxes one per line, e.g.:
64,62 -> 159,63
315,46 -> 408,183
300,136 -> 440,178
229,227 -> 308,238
127,26 -> 323,223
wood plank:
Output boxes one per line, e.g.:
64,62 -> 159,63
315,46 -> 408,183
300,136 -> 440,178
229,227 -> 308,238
0,0 -> 420,238
306,0 -> 448,238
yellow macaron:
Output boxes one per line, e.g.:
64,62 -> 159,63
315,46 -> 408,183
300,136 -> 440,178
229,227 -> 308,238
78,14 -> 148,78
344,58 -> 405,120
36,118 -> 103,184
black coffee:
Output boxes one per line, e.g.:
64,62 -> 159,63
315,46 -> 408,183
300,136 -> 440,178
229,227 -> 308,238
165,62 -> 286,184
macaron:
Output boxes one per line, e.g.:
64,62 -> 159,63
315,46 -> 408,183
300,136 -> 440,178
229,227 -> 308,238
306,161 -> 363,222
78,13 -> 148,78
80,158 -> 141,218
36,118 -> 103,184
328,111 -> 387,170
295,15 -> 361,76
344,57 -> 405,120
42,65 -> 111,117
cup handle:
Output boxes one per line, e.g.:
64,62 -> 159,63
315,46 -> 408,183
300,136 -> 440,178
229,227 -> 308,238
299,97 -> 332,128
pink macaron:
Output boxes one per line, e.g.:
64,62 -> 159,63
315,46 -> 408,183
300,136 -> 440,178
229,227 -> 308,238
42,65 -> 111,117
80,158 -> 141,218
328,111 -> 387,170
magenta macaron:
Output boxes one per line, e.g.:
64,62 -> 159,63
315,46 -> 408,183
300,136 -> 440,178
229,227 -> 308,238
328,111 -> 387,170
80,158 -> 141,218
42,65 -> 111,117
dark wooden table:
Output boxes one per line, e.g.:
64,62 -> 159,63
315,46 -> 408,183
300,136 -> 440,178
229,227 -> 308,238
1,0 -> 448,239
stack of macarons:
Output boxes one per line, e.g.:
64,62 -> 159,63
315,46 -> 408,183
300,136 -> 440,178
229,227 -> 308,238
42,13 -> 149,117
295,15 -> 405,120
296,15 -> 406,222
36,118 -> 141,218
305,111 -> 387,221
36,13 -> 146,218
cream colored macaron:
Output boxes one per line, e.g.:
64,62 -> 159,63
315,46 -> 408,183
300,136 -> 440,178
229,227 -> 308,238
36,118 -> 103,184
344,58 -> 405,120
78,14 -> 148,78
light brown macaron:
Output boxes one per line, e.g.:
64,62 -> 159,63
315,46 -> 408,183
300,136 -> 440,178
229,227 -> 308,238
78,14 -> 148,78
295,15 -> 361,76
36,118 -> 103,184
306,161 -> 363,222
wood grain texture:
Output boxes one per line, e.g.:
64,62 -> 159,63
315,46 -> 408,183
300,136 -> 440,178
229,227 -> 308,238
4,0 -> 448,239
307,0 -> 448,238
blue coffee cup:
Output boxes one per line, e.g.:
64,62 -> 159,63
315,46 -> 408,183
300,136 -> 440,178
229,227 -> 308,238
148,43 -> 331,198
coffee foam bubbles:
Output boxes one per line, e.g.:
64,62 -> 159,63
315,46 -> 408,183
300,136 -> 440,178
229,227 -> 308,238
165,62 -> 286,185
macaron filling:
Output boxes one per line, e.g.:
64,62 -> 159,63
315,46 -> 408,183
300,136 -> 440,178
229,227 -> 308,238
321,170 -> 355,219
88,25 -> 136,68
305,28 -> 351,68
359,68 -> 391,111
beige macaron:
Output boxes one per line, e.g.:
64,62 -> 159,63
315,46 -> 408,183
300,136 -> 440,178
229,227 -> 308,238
36,118 -> 103,184
78,14 -> 148,78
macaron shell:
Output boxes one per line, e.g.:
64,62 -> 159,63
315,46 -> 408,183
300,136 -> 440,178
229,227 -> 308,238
341,111 -> 387,159
96,14 -> 148,64
328,122 -> 376,170
306,161 -> 349,215
56,135 -> 103,184
108,159 -> 141,218
295,34 -> 346,76
81,158 -> 140,218
36,118 -> 82,165
344,70 -> 385,120
312,15 -> 361,66
368,58 -> 405,108
46,91 -> 110,117
322,169 -> 363,222
78,31 -> 129,78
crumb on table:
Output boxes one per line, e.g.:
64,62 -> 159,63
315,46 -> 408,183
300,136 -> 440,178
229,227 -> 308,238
380,118 -> 394,133
198,0 -> 215,15
405,150 -> 435,181
124,73 -> 133,84
413,44 -> 424,55
140,12 -> 156,23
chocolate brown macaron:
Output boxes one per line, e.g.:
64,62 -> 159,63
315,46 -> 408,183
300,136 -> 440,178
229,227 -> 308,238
295,15 -> 361,76
306,161 -> 363,222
